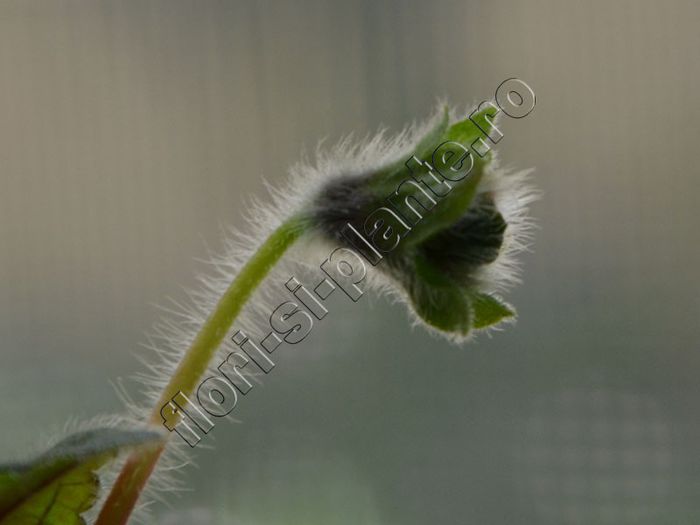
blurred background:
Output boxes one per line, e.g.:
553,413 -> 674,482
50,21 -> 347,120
1,1 -> 699,523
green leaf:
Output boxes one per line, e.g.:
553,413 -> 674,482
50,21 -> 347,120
471,293 -> 515,329
0,428 -> 163,525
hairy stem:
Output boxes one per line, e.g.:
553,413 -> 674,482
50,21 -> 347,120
95,216 -> 306,525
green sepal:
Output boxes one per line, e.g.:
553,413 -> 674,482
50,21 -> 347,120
471,293 -> 515,329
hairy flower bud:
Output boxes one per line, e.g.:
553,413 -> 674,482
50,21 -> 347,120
304,105 -> 536,340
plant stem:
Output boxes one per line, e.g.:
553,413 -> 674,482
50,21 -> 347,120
95,216 -> 306,525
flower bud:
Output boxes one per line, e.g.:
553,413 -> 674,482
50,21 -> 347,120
305,105 -> 536,340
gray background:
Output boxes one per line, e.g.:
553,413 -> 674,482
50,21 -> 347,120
1,1 -> 699,523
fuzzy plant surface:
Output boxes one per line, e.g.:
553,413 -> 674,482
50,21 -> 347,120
0,103 -> 535,524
